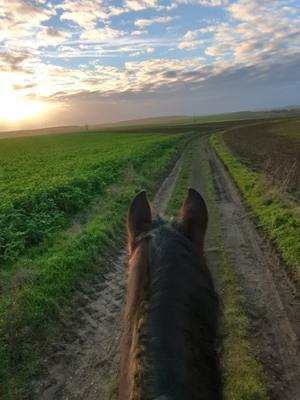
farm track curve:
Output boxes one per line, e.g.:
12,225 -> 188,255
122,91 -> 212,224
193,137 -> 300,400
32,154 -> 183,400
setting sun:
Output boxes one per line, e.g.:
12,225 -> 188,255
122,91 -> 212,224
0,90 -> 47,122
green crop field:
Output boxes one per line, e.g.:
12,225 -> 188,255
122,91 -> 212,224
0,130 -> 185,398
0,131 -> 183,264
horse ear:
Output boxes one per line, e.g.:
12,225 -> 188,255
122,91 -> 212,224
127,191 -> 152,251
179,188 -> 208,249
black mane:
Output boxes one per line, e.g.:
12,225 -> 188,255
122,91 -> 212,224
141,219 -> 221,400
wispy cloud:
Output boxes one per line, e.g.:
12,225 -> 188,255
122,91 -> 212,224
124,0 -> 158,11
80,26 -> 126,41
175,0 -> 228,6
135,15 -> 178,28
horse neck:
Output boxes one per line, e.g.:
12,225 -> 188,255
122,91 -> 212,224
145,228 -> 219,400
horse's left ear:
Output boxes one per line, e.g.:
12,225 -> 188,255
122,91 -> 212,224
179,188 -> 208,250
127,191 -> 152,252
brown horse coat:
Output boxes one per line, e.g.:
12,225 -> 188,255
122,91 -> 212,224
119,189 -> 221,400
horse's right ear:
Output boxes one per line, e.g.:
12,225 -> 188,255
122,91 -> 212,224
127,191 -> 152,252
179,188 -> 208,251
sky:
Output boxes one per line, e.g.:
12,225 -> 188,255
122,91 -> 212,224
1,0 -> 300,129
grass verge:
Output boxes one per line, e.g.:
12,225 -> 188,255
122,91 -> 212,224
210,133 -> 300,285
0,136 -> 185,399
204,177 -> 267,400
166,139 -> 267,400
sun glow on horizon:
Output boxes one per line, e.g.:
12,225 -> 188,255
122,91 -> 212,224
0,90 -> 48,122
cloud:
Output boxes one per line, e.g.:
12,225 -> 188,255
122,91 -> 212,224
174,0 -> 300,68
0,50 -> 32,72
58,0 -> 109,29
178,30 -> 202,50
213,0 -> 300,63
109,6 -> 127,16
178,26 -> 215,50
0,55 -> 207,102
135,16 -> 178,29
124,0 -> 158,11
13,82 -> 38,90
57,0 -> 165,25
37,27 -> 71,46
175,0 -> 228,6
0,0 -> 55,42
39,51 -> 300,106
131,30 -> 147,36
130,47 -> 155,56
80,26 -> 126,41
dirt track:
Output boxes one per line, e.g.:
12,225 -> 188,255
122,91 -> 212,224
33,137 -> 300,400
192,138 -> 300,400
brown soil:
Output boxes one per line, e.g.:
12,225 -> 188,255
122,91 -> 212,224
192,137 -> 300,400
223,121 -> 300,200
31,155 -> 184,400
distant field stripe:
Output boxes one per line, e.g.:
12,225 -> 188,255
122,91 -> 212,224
210,133 -> 300,285
272,119 -> 300,139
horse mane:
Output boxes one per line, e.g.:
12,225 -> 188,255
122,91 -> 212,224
120,217 -> 221,400
145,221 -> 220,399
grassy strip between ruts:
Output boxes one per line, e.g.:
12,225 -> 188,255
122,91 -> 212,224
0,136 -> 185,400
166,143 -> 193,216
166,139 -> 267,400
210,133 -> 300,285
